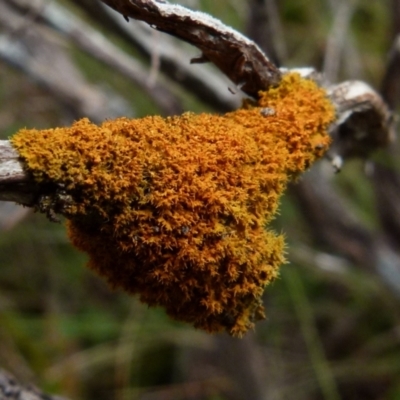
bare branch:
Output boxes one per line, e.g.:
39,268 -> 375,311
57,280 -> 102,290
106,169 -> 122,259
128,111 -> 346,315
99,0 -> 282,98
326,80 -> 394,169
91,0 -> 393,169
380,35 -> 400,110
323,0 -> 357,82
290,167 -> 400,298
5,0 -> 184,116
0,1 -> 132,123
290,167 -> 376,269
371,163 -> 400,245
369,33 -> 400,251
0,141 -> 37,205
71,0 -> 240,112
0,369 -> 69,400
0,1 -> 394,194
245,0 -> 286,65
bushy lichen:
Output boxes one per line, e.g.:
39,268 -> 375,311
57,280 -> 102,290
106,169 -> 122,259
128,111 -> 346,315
11,73 -> 335,336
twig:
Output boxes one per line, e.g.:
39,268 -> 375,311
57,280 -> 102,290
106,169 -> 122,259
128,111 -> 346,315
0,0 -> 394,192
95,0 -> 393,168
5,0 -> 184,116
0,141 -> 37,205
290,166 -> 400,298
72,0 -> 241,112
289,166 -> 376,271
370,34 -> 400,254
0,369 -> 68,400
323,0 -> 357,82
99,0 -> 282,98
326,79 -> 394,169
245,0 -> 285,65
0,2 -> 132,123
380,35 -> 400,109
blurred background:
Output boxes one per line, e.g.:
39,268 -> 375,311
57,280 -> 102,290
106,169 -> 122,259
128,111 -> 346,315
0,0 -> 400,399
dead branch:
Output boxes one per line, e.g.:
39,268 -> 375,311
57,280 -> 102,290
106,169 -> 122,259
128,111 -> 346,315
380,35 -> 400,110
99,0 -> 282,98
4,0 -> 184,116
323,0 -> 357,82
0,0 -> 394,197
94,0 -> 393,167
0,369 -> 68,400
326,79 -> 395,169
0,141 -> 37,206
0,2 -> 399,399
0,0 -> 396,298
71,0 -> 241,112
245,0 -> 285,65
0,1 -> 132,123
370,34 -> 400,252
290,166 -> 400,298
290,167 -> 376,270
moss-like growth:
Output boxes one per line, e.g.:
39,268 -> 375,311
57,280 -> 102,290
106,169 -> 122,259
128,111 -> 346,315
11,73 -> 335,336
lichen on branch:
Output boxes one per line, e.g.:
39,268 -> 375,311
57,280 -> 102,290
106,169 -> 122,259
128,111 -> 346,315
11,73 -> 335,336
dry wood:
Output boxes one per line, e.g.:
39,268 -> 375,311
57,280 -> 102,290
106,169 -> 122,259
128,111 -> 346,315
0,1 -> 399,398
0,141 -> 37,205
72,0 -> 240,112
3,0 -> 184,116
0,369 -> 68,400
99,0 -> 282,98
0,1 -> 132,122
0,0 -> 395,199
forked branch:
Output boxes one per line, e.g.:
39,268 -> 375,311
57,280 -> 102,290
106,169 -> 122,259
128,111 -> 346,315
99,0 -> 394,169
0,0 -> 395,201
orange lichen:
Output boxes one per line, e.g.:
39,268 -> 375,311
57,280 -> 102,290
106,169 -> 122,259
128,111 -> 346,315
11,73 -> 335,336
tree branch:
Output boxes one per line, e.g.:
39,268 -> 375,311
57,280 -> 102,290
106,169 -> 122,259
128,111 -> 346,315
326,79 -> 394,169
0,141 -> 38,205
0,369 -> 68,400
4,0 -> 184,116
95,0 -> 393,168
0,1 -> 132,123
99,0 -> 282,98
323,0 -> 357,82
71,0 -> 240,112
0,0 -> 395,198
245,0 -> 285,66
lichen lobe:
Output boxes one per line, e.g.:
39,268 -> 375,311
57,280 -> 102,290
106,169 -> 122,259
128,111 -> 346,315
11,73 -> 334,336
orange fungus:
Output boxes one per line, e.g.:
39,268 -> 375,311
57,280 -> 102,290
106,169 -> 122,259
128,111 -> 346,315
11,73 -> 335,336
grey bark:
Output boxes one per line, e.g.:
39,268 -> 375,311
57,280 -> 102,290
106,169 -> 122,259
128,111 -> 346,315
0,141 -> 37,206
0,369 -> 68,400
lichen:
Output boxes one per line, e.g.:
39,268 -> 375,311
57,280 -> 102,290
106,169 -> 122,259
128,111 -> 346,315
11,73 -> 335,336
